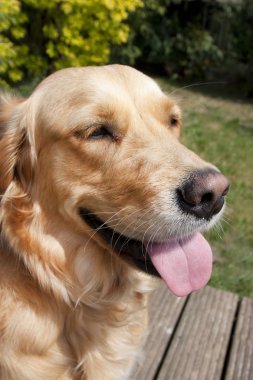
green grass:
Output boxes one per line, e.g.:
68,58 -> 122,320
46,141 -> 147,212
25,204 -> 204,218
184,115 -> 253,297
3,77 -> 253,297
157,77 -> 253,297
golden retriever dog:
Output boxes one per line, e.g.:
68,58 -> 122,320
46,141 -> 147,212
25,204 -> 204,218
0,65 -> 229,380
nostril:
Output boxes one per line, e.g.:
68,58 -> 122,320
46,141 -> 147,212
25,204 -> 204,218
201,192 -> 214,204
178,188 -> 198,207
179,184 -> 203,207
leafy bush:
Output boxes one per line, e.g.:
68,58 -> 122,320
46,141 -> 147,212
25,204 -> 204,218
231,0 -> 253,97
0,0 -> 142,85
111,0 -> 226,79
1,0 -> 252,86
232,0 -> 253,65
0,0 -> 27,86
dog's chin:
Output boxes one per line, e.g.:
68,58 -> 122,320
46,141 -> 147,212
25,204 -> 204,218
79,208 -> 160,276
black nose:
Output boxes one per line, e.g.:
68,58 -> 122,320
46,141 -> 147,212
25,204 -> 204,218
177,169 -> 229,220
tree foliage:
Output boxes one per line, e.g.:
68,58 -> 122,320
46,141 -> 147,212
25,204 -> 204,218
111,0 -> 225,79
232,0 -> 253,66
0,0 -> 142,85
111,0 -> 253,83
0,0 -> 252,86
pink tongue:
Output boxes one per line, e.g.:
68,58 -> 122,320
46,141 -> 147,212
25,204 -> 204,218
147,233 -> 212,297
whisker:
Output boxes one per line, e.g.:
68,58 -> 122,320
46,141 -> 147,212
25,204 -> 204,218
112,209 -> 151,255
140,222 -> 157,260
168,81 -> 226,96
81,206 -> 131,260
109,209 -> 145,248
144,223 -> 163,274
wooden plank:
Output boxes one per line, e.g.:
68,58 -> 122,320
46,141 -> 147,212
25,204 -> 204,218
157,287 -> 239,380
131,283 -> 187,380
225,297 -> 253,380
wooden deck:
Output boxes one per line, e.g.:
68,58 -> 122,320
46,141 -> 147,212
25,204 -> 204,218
131,285 -> 253,380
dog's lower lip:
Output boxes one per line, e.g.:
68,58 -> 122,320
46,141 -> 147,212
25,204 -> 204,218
79,208 -> 159,276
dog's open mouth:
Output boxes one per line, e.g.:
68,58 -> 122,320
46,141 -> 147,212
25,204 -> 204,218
79,208 -> 213,297
79,208 -> 159,276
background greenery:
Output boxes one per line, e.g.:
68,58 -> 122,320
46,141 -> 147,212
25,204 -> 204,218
0,0 -> 142,85
1,0 -> 252,296
1,0 -> 253,90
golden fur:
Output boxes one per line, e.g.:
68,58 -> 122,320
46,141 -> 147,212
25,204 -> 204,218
0,65 -> 216,379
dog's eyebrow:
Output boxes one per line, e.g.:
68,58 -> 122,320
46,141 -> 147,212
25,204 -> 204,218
152,95 -> 181,119
164,99 -> 181,117
67,106 -> 107,131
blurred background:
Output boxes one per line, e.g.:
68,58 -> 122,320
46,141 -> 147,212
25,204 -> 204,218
0,0 -> 252,296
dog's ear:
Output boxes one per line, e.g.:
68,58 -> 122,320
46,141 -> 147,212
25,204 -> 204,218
0,93 -> 34,195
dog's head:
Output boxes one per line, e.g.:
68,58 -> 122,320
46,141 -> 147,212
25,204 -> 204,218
0,65 -> 229,297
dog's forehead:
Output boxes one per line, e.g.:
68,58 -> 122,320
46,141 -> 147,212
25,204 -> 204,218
104,64 -> 162,95
30,65 -> 179,131
34,65 -> 162,104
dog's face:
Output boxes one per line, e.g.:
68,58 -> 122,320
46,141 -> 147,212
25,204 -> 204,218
0,65 -> 229,297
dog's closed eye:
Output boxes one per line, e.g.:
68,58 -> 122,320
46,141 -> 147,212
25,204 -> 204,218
72,124 -> 119,142
88,125 -> 113,140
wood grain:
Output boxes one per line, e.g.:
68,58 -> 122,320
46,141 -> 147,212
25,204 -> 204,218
225,297 -> 253,380
156,287 -> 238,380
131,283 -> 187,380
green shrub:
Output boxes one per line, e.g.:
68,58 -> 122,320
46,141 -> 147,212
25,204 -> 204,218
111,0 -> 225,79
0,0 -> 142,86
231,0 -> 253,97
232,0 -> 253,65
0,0 -> 27,86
